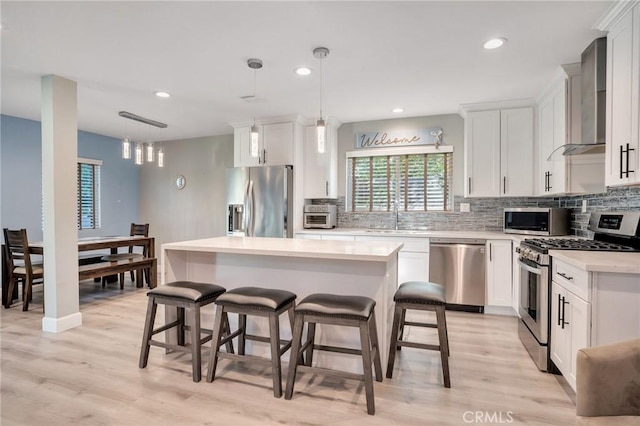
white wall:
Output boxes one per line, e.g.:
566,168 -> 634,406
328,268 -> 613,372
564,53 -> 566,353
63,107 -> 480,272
336,114 -> 465,197
138,134 -> 233,250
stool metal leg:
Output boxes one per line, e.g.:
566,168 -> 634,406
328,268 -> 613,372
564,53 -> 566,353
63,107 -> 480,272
285,313 -> 305,400
268,311 -> 283,398
386,304 -> 403,379
436,306 -> 451,388
191,306 -> 202,382
305,322 -> 316,367
359,318 -> 376,415
206,306 -> 225,383
177,307 -> 185,347
368,312 -> 383,382
139,296 -> 158,368
238,313 -> 247,355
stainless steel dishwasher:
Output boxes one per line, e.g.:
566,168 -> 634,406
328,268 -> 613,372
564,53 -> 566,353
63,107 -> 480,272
429,238 -> 486,313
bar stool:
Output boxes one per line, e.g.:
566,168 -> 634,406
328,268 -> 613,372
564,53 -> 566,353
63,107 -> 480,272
206,287 -> 297,398
285,293 -> 383,415
139,281 -> 232,382
386,281 -> 450,388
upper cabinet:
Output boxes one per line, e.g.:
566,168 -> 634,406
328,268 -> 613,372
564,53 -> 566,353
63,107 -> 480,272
462,104 -> 534,197
232,118 -> 299,167
537,65 -> 605,195
303,119 -> 341,199
601,2 -> 640,186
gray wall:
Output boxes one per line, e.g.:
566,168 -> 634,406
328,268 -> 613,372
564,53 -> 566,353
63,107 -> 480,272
0,114 -> 139,241
138,134 -> 233,250
337,114 -> 465,197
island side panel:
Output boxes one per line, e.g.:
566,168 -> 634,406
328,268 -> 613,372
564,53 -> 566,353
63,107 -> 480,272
162,248 -> 397,372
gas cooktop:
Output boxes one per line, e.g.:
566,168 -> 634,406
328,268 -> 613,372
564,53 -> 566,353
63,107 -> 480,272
521,238 -> 639,253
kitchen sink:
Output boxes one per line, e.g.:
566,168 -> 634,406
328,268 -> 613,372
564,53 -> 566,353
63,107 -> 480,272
364,229 -> 425,234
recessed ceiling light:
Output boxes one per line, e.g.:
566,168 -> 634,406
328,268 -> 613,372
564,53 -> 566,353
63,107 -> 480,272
484,38 -> 507,50
154,91 -> 170,98
295,67 -> 312,76
392,108 -> 404,113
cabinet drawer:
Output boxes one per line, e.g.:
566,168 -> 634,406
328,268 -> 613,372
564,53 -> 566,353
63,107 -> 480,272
355,236 -> 429,252
552,259 -> 590,301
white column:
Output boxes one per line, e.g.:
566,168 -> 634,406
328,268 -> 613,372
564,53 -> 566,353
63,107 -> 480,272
41,75 -> 82,333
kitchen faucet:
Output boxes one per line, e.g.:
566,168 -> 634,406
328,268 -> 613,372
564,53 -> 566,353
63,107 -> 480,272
394,200 -> 400,230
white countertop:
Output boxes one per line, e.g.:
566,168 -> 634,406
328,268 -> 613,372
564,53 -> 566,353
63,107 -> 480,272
297,228 -> 517,241
162,236 -> 403,262
550,250 -> 640,274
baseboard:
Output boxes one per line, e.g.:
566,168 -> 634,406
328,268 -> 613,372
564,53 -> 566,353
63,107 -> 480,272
42,312 -> 83,333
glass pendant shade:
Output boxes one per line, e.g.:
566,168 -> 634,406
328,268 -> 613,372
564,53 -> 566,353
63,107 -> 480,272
134,143 -> 144,165
157,148 -> 165,168
316,119 -> 326,154
146,143 -> 154,162
122,137 -> 131,159
250,124 -> 260,158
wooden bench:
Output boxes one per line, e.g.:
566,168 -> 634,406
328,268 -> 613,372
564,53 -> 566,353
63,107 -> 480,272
78,257 -> 157,289
78,252 -> 110,266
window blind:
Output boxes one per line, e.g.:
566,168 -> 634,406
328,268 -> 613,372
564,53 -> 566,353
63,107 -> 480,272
77,162 -> 101,229
348,152 -> 452,212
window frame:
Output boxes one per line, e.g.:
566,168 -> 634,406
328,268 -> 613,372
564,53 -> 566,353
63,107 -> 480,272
77,157 -> 102,230
346,146 -> 453,213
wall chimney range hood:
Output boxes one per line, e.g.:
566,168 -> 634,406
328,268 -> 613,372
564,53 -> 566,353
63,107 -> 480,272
548,37 -> 607,159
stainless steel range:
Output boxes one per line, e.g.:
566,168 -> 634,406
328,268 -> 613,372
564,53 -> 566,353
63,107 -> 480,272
516,211 -> 640,371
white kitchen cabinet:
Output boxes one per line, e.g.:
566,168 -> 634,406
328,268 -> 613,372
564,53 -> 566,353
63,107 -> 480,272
537,66 -> 605,195
356,236 -> 429,286
463,107 -> 534,197
303,119 -> 340,199
233,120 -> 296,167
550,256 -> 640,391
486,239 -> 512,307
603,3 -> 640,186
321,234 -> 355,241
295,233 -> 322,240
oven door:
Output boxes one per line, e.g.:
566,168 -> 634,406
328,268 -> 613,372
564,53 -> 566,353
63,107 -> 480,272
518,258 -> 549,344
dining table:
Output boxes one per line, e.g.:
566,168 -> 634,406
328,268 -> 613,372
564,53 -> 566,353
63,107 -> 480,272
2,235 -> 155,307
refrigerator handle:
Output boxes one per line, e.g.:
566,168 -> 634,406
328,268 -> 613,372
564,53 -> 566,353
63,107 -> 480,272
247,180 -> 255,237
242,181 -> 250,235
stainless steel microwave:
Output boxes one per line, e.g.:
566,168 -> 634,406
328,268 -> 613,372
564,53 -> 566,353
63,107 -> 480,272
503,208 -> 571,236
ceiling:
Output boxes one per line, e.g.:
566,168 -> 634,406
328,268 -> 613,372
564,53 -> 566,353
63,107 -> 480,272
1,1 -> 612,142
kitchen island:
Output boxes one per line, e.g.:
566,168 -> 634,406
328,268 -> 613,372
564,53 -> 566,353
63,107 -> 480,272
162,236 -> 403,370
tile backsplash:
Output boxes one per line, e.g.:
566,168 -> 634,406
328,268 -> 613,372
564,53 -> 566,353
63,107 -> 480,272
334,186 -> 640,237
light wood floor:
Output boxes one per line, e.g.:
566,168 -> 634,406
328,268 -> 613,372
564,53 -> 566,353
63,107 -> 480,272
1,280 -> 576,425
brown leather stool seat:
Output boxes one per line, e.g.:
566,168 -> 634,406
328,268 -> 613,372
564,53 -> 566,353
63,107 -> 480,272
285,293 -> 383,415
206,287 -> 297,398
139,281 -> 232,382
386,281 -> 451,388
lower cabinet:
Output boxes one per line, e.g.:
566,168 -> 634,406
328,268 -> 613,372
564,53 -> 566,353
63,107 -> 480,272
550,281 -> 590,390
486,239 -> 512,307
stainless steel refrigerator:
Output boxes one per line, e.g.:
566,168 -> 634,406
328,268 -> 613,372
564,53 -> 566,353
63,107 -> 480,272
226,165 -> 293,238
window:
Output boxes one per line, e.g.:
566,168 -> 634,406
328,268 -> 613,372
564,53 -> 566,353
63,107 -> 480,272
77,158 -> 102,229
347,148 -> 453,212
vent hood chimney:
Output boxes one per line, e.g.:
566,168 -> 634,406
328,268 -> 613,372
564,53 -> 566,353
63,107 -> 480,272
549,37 -> 607,158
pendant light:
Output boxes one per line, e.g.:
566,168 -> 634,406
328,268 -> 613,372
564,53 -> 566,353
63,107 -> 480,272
146,142 -> 155,162
313,47 -> 329,154
157,147 -> 165,167
134,143 -> 144,165
247,58 -> 263,158
122,137 -> 132,159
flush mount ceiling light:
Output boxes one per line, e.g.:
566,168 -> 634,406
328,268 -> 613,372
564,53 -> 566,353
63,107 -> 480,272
392,107 -> 404,113
295,67 -> 312,76
313,47 -> 330,154
154,91 -> 170,98
484,37 -> 507,50
247,58 -> 263,158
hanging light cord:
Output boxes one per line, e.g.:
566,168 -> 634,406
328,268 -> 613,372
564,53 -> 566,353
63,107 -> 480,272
253,68 -> 257,126
319,56 -> 323,119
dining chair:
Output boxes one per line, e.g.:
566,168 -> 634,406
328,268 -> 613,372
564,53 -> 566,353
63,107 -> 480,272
3,228 -> 43,311
101,223 -> 149,287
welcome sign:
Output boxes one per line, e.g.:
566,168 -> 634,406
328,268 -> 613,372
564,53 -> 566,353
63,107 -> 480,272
355,128 -> 443,149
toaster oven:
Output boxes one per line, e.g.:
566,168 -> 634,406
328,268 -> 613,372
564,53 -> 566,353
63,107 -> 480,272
303,205 -> 337,229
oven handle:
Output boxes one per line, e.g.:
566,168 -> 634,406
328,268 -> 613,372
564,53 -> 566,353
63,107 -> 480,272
518,259 -> 543,275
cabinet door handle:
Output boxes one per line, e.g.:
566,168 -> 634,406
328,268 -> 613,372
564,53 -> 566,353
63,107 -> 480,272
626,143 -> 635,177
503,176 -> 506,194
489,243 -> 492,261
468,177 -> 471,194
262,149 -> 267,164
547,172 -> 552,191
620,145 -> 624,179
325,181 -> 329,197
557,293 -> 562,326
558,272 -> 573,281
561,297 -> 569,329
544,172 -> 548,192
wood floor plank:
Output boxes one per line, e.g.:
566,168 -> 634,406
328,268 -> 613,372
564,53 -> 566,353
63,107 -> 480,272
1,281 -> 576,425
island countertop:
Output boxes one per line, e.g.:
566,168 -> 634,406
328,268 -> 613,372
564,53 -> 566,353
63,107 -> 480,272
162,236 -> 403,262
